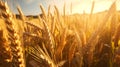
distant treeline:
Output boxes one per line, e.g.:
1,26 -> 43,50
15,14 -> 44,19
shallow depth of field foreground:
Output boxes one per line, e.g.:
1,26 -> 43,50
0,0 -> 120,67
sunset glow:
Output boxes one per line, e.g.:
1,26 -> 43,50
9,0 -> 120,15
70,0 -> 120,14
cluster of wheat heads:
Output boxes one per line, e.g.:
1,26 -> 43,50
0,1 -> 120,67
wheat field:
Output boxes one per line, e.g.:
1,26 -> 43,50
0,1 -> 120,67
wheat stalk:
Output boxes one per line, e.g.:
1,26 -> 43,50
54,5 -> 64,29
25,21 -> 43,31
51,16 -> 56,34
0,27 -> 12,66
42,19 -> 55,58
113,23 -> 120,47
89,1 -> 95,18
55,28 -> 67,61
63,3 -> 66,17
48,5 -> 51,17
40,4 -> 47,20
0,1 -> 25,67
68,40 -> 76,63
54,5 -> 60,18
70,2 -> 72,14
17,5 -> 25,21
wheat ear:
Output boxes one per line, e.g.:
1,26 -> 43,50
0,1 -> 25,67
0,27 -> 12,66
17,5 -> 25,21
40,4 -> 47,20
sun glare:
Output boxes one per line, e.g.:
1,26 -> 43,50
66,0 -> 120,14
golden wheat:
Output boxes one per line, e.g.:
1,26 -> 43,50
17,5 -> 25,21
0,1 -> 25,67
0,1 -> 120,67
40,4 -> 47,20
0,27 -> 12,67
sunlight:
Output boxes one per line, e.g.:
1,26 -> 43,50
64,0 -> 120,14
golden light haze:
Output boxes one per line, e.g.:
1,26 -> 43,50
50,0 -> 120,14
69,0 -> 120,14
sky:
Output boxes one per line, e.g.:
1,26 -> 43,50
7,0 -> 120,15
